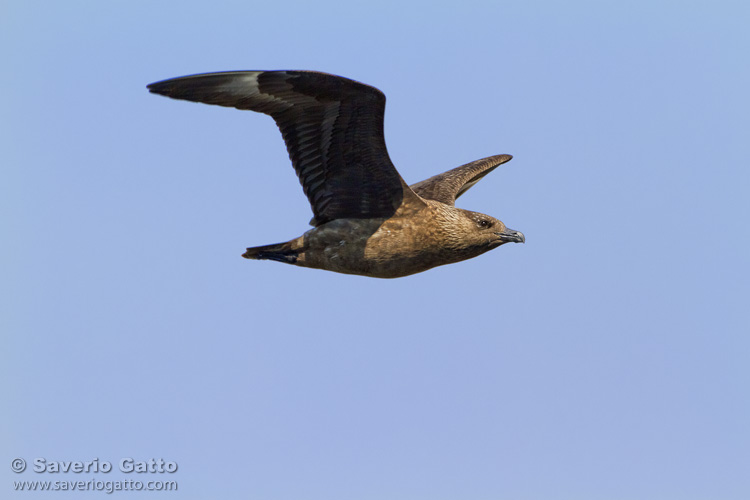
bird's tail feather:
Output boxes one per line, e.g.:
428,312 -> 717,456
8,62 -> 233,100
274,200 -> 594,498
242,241 -> 298,264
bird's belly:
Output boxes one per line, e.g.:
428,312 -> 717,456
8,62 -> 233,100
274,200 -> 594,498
299,218 -> 447,278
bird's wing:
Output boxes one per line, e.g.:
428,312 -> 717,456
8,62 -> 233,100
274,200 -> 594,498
148,70 -> 424,225
409,154 -> 513,206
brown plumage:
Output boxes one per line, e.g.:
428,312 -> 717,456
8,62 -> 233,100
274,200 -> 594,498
148,70 -> 524,278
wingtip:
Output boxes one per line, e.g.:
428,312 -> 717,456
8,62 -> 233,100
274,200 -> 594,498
146,80 -> 168,95
146,74 -> 197,95
484,153 -> 513,165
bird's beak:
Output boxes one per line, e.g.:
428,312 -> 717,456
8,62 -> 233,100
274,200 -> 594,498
495,228 -> 525,243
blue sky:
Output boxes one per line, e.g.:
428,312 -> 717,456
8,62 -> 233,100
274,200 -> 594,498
3,1 -> 749,499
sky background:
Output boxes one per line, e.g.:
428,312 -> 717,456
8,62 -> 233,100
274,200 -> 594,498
2,1 -> 749,499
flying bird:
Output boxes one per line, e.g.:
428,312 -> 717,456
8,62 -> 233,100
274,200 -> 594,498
147,70 -> 524,278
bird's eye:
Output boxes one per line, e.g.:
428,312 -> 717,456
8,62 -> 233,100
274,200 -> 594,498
477,219 -> 493,229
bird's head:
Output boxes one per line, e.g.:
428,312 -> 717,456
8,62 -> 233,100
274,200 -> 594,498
445,209 -> 525,256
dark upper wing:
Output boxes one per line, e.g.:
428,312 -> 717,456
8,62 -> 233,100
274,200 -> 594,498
148,70 -> 424,225
409,154 -> 513,206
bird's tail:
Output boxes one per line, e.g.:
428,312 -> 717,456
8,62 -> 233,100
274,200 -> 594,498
242,241 -> 298,264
